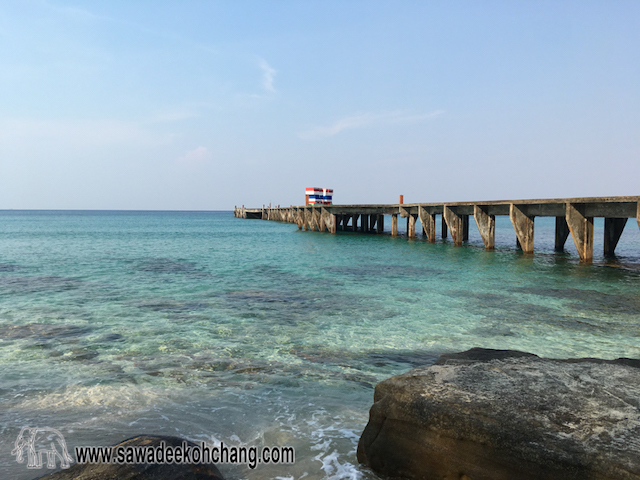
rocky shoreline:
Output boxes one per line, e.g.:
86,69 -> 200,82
31,348 -> 640,479
357,348 -> 640,480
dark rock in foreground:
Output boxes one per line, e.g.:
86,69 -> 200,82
357,348 -> 640,480
37,435 -> 224,480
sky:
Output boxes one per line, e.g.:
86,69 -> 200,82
0,0 -> 638,210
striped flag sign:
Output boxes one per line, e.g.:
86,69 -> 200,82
305,187 -> 333,205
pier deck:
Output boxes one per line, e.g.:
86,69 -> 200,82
235,196 -> 640,263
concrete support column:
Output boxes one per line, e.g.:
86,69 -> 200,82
418,206 -> 436,243
473,205 -> 495,249
462,215 -> 470,241
369,215 -> 376,232
330,214 -> 337,234
408,214 -> 417,238
362,214 -> 369,233
441,215 -> 448,239
314,208 -> 321,231
318,209 -> 326,233
295,209 -> 302,230
309,208 -> 317,231
555,216 -> 570,251
391,214 -> 398,237
509,204 -> 534,254
303,208 -> 310,231
377,215 -> 384,234
351,214 -> 358,232
443,206 -> 463,245
604,218 -> 627,256
566,203 -> 594,263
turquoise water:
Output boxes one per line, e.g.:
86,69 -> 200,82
1,210 -> 640,479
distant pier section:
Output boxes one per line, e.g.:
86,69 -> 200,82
234,196 -> 640,263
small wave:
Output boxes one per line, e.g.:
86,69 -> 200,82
16,383 -> 169,410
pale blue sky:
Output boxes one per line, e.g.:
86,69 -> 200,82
1,1 -> 638,209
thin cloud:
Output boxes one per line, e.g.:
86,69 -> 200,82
299,110 -> 443,140
177,146 -> 211,165
259,59 -> 276,93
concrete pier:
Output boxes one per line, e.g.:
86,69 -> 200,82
234,196 -> 640,263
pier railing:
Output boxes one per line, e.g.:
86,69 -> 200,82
234,196 -> 640,263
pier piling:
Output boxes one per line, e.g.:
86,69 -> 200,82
408,214 -> 417,238
566,203 -> 594,263
554,217 -> 570,252
474,205 -> 495,250
419,207 -> 436,243
510,204 -> 535,254
444,206 -> 464,246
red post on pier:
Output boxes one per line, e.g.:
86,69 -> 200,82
399,195 -> 404,205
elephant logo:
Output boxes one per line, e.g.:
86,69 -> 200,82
11,426 -> 73,469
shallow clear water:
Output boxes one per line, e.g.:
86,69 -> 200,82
1,210 -> 639,479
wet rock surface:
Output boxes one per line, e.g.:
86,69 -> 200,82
357,348 -> 640,480
36,435 -> 225,480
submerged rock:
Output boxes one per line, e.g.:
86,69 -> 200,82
357,348 -> 640,480
37,435 -> 225,480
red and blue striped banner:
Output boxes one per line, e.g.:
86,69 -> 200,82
306,188 -> 333,204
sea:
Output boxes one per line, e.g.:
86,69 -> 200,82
1,210 -> 639,480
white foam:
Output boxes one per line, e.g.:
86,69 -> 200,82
16,383 -> 169,410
